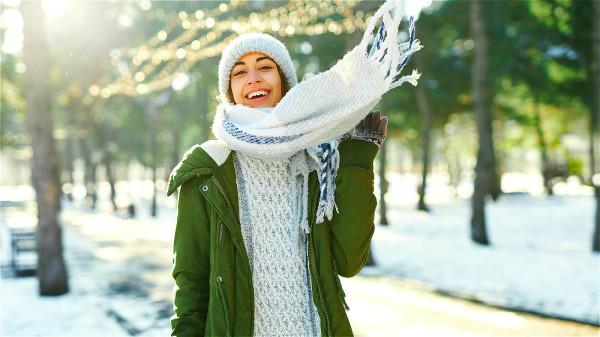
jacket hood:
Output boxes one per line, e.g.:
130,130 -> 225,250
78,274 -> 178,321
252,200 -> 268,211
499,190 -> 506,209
167,140 -> 232,196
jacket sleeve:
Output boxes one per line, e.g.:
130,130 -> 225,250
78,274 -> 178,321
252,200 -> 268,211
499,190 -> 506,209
329,139 -> 379,278
171,178 -> 211,336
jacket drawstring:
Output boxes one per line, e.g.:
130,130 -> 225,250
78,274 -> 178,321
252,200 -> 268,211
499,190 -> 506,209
216,276 -> 232,337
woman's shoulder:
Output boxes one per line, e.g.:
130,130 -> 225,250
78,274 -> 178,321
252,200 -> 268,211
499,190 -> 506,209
198,140 -> 231,166
166,140 -> 232,196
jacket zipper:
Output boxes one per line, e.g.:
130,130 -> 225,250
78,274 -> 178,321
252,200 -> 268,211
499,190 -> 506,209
211,176 -> 240,225
210,176 -> 254,336
308,175 -> 332,337
216,275 -> 232,337
211,177 -> 247,265
309,235 -> 332,336
331,257 -> 350,311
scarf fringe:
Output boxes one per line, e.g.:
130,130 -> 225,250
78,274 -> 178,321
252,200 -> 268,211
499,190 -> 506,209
307,141 -> 340,226
361,1 -> 423,89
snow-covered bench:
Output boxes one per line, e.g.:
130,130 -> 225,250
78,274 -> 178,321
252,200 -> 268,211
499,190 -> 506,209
11,230 -> 37,276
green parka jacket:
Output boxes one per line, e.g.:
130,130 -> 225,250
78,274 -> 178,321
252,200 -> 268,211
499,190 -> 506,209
167,139 -> 379,337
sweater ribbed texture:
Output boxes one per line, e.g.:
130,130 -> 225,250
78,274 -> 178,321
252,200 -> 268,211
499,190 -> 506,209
233,151 -> 321,337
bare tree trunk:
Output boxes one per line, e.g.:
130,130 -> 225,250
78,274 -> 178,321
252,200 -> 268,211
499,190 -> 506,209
62,97 -> 82,203
365,249 -> 375,266
409,141 -> 420,176
148,103 -> 158,217
172,129 -> 181,167
199,82 -> 211,142
379,141 -> 388,225
62,129 -> 76,202
21,1 -> 68,295
594,185 -> 600,252
146,90 -> 172,217
378,96 -> 391,227
76,101 -> 98,208
97,108 -> 117,210
448,153 -> 462,197
532,98 -> 553,195
415,53 -> 432,212
591,0 -> 600,252
170,127 -> 181,199
103,142 -> 117,211
79,135 -> 97,209
195,58 -> 217,143
470,0 -> 494,245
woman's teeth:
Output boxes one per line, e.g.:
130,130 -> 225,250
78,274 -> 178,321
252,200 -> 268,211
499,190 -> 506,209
247,90 -> 268,99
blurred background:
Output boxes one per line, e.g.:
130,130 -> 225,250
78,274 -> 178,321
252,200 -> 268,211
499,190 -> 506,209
0,0 -> 599,336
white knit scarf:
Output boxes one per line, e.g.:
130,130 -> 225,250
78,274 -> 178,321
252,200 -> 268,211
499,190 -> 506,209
212,0 -> 422,223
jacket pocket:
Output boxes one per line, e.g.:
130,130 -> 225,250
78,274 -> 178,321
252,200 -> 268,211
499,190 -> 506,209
331,257 -> 350,311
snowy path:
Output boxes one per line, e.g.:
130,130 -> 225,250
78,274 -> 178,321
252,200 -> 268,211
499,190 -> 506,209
1,183 -> 599,336
344,276 -> 599,336
1,201 -> 174,336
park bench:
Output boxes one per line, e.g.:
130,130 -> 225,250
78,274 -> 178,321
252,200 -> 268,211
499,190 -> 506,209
11,230 -> 37,276
116,204 -> 136,218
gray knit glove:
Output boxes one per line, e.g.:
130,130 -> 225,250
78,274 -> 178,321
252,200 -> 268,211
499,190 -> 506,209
339,110 -> 388,148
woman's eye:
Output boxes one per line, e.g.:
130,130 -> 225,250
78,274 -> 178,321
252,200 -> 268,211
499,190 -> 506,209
259,65 -> 272,70
233,70 -> 246,76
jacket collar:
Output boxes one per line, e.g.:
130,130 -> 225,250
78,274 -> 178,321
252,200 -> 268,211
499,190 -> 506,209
167,140 -> 231,196
167,140 -> 240,221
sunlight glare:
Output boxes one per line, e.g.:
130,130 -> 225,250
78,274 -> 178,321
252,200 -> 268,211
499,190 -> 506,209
41,0 -> 67,16
0,8 -> 23,55
139,0 -> 151,11
405,0 -> 433,18
171,73 -> 190,91
118,14 -> 133,28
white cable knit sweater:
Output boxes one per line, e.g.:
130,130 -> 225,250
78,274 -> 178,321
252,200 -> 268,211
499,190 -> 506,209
233,151 -> 321,337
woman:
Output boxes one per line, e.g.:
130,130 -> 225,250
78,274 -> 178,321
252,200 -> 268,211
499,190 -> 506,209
167,2 -> 421,336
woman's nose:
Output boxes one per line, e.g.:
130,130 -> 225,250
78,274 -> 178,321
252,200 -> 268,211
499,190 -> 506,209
247,69 -> 261,85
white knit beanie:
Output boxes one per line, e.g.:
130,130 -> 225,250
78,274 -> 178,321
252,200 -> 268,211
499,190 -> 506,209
218,32 -> 298,103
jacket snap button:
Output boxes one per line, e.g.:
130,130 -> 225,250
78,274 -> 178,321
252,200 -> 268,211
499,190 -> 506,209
202,186 -> 209,192
216,276 -> 222,283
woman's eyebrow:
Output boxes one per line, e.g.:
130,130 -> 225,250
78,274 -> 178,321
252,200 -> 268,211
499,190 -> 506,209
256,56 -> 274,62
234,56 -> 274,67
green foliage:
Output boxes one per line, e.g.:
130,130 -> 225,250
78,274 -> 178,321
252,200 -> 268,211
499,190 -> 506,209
0,0 -> 594,182
567,158 -> 583,178
1,54 -> 28,149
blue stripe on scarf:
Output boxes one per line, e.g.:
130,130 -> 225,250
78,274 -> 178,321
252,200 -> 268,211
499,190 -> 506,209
376,20 -> 385,50
223,114 -> 303,145
318,142 -> 330,202
397,16 -> 416,74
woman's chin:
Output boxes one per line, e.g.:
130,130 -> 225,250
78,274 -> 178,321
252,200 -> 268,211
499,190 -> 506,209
245,100 -> 276,109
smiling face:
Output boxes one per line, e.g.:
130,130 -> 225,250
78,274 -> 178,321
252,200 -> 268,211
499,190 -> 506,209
229,52 -> 283,108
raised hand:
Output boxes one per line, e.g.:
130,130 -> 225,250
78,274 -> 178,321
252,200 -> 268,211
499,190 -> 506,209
341,110 -> 388,148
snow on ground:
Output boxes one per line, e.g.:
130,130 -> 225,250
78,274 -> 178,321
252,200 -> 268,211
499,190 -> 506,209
1,173 -> 599,336
364,193 -> 599,325
1,185 -> 175,337
1,277 -> 128,337
363,172 -> 599,325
